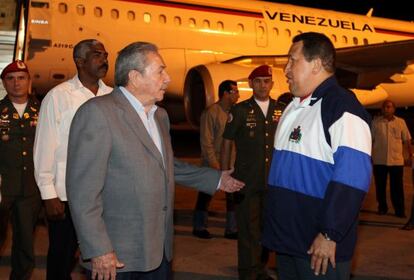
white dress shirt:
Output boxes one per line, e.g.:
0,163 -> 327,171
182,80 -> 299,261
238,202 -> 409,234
119,87 -> 163,158
34,75 -> 112,200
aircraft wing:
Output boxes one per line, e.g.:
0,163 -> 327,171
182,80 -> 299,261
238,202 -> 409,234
225,39 -> 414,90
335,39 -> 414,89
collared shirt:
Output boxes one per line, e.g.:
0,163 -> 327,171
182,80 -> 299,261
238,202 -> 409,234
371,115 -> 411,166
34,75 -> 112,200
119,87 -> 163,158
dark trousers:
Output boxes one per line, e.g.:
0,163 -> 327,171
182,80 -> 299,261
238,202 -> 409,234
0,194 -> 41,280
276,254 -> 351,280
85,254 -> 172,280
373,165 -> 405,215
235,192 -> 268,280
408,170 -> 414,224
46,202 -> 78,280
193,192 -> 237,232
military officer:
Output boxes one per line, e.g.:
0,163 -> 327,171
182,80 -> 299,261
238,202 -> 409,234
221,65 -> 288,280
0,60 -> 41,280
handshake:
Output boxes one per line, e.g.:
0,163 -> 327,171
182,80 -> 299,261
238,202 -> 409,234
219,169 -> 245,193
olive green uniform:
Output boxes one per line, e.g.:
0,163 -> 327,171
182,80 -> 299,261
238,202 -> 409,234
223,96 -> 283,280
0,96 -> 41,280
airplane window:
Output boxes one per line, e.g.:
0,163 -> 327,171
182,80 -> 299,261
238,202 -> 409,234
331,34 -> 337,42
159,14 -> 166,24
111,9 -> 119,19
143,12 -> 151,23
203,20 -> 210,29
31,2 -> 49,8
128,11 -> 135,21
58,3 -> 67,14
217,21 -> 224,30
285,29 -> 291,37
94,7 -> 102,17
237,24 -> 244,33
189,18 -> 196,28
353,37 -> 358,45
363,38 -> 368,45
76,5 -> 85,16
174,16 -> 181,26
342,35 -> 348,44
273,28 -> 279,36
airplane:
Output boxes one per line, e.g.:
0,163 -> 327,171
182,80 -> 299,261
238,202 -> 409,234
13,0 -> 414,128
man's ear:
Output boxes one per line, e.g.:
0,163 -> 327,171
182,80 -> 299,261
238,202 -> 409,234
74,57 -> 84,69
128,70 -> 142,89
312,58 -> 322,74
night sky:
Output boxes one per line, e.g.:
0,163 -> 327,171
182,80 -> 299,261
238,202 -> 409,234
265,0 -> 412,21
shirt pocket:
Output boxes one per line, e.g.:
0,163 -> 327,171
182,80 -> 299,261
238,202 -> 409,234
390,127 -> 402,140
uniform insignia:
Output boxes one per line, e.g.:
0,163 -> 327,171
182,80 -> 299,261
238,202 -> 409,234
289,126 -> 302,143
16,60 -> 26,69
30,120 -> 38,127
0,119 -> 10,126
227,113 -> 233,123
13,113 -> 19,119
272,109 -> 282,122
30,106 -> 37,112
23,112 -> 30,119
1,114 -> 8,120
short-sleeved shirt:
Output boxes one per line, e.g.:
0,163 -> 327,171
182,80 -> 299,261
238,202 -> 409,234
371,115 -> 411,166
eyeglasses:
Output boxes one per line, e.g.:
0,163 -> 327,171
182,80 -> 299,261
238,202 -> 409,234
229,89 -> 239,94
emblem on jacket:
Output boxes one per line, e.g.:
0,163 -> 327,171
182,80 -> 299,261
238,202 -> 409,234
289,126 -> 302,143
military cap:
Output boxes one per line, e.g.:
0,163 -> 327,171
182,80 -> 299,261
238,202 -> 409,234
1,60 -> 29,79
248,65 -> 272,80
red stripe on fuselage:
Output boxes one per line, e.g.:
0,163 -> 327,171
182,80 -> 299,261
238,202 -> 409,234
118,0 -> 263,18
375,27 -> 414,38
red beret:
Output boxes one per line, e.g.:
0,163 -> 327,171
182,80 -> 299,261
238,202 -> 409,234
248,65 -> 272,80
1,60 -> 29,79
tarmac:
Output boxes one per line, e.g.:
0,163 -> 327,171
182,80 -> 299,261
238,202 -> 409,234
0,156 -> 414,279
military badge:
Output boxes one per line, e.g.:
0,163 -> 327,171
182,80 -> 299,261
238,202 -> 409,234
30,106 -> 37,112
13,113 -> 19,119
272,109 -> 282,122
289,126 -> 302,143
23,112 -> 30,119
16,60 -> 26,69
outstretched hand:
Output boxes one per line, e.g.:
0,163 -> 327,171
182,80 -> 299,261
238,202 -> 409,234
219,169 -> 245,193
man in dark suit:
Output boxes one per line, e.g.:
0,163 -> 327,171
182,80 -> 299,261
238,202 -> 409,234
66,42 -> 244,280
0,60 -> 41,279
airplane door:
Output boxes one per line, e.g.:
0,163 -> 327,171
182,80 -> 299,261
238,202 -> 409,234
255,20 -> 268,47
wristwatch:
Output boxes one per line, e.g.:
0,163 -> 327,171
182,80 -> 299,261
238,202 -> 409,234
321,232 -> 331,241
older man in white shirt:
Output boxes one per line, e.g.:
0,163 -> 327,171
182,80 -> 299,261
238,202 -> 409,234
33,39 -> 112,280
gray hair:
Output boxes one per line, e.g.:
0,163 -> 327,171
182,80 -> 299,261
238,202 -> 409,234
115,42 -> 158,87
73,39 -> 103,60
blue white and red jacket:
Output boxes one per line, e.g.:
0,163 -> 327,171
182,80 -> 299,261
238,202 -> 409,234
262,76 -> 372,262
